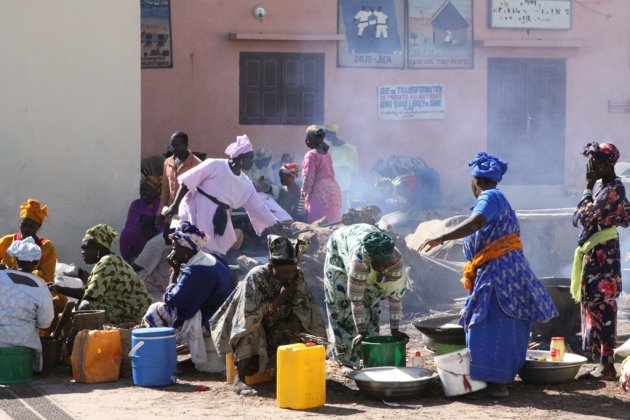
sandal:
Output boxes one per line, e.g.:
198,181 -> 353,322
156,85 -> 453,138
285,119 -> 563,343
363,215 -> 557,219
234,380 -> 258,396
464,384 -> 509,400
487,383 -> 510,398
578,366 -> 617,381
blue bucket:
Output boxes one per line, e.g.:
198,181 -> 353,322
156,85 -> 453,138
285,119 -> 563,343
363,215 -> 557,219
130,327 -> 177,387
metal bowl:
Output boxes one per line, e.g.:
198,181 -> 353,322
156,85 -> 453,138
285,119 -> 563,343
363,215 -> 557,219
413,315 -> 465,350
518,350 -> 588,385
347,367 -> 439,400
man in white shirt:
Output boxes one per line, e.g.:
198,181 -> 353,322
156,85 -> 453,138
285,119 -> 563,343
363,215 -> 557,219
354,6 -> 373,37
374,7 -> 389,39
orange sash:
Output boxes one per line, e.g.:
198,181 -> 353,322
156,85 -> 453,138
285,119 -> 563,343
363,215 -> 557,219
461,232 -> 523,292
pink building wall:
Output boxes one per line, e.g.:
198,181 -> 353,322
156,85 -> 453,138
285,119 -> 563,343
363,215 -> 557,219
142,0 -> 630,204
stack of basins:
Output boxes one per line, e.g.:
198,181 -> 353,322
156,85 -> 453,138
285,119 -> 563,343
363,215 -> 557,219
413,314 -> 465,355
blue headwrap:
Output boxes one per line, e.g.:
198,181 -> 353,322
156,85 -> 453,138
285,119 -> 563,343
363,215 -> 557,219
169,221 -> 207,252
468,152 -> 508,183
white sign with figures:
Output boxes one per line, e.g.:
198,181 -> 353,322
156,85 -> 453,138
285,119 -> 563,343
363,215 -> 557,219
378,84 -> 445,120
489,0 -> 572,30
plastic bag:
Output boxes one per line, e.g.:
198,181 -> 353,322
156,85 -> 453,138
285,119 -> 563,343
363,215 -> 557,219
615,338 -> 630,358
620,356 -> 630,392
55,262 -> 76,279
54,262 -> 84,302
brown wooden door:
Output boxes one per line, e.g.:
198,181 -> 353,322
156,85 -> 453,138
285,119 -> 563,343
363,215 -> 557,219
240,52 -> 324,125
488,58 -> 566,185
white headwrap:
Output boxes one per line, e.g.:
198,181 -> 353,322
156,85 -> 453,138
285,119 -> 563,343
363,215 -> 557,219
224,135 -> 254,159
7,236 -> 42,262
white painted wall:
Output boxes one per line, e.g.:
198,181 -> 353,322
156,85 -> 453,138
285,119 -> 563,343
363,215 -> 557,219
0,1 -> 141,265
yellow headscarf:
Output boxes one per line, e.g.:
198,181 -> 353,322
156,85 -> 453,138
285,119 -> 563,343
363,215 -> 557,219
85,224 -> 118,249
19,199 -> 48,225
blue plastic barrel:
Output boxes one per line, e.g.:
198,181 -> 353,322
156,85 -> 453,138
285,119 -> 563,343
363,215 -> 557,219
130,327 -> 177,387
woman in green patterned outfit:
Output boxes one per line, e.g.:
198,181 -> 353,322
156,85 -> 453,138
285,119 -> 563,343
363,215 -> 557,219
53,224 -> 153,325
324,223 -> 408,367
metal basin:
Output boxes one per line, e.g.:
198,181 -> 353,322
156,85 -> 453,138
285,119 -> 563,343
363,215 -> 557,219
413,315 -> 465,350
347,367 -> 439,400
518,350 -> 587,385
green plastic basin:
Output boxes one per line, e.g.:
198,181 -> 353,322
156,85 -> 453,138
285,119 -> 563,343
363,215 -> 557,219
0,346 -> 34,384
435,342 -> 466,356
361,336 -> 407,368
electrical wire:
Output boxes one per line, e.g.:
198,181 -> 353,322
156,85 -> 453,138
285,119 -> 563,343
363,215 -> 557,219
574,0 -> 612,20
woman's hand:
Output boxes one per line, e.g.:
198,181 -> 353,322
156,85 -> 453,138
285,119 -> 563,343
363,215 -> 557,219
166,250 -> 181,270
269,222 -> 287,236
0,263 -> 6,270
350,333 -> 366,355
155,214 -> 166,229
281,279 -> 298,296
77,267 -> 89,282
391,329 -> 410,342
585,160 -> 598,189
78,299 -> 91,311
417,238 -> 441,253
163,205 -> 177,219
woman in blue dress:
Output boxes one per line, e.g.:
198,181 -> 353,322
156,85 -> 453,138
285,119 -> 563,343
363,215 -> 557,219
420,152 -> 557,398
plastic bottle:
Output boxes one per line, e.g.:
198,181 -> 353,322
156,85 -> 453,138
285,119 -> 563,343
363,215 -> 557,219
550,337 -> 565,362
225,352 -> 237,384
411,351 -> 424,368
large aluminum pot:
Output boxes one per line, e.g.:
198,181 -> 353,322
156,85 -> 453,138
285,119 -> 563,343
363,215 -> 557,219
531,277 -> 580,338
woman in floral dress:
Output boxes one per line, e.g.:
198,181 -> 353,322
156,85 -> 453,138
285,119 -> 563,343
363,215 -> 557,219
573,142 -> 629,380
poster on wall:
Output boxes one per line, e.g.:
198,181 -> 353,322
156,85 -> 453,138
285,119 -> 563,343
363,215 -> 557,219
337,0 -> 405,68
378,84 -> 445,120
407,0 -> 473,69
489,0 -> 572,29
141,0 -> 172,68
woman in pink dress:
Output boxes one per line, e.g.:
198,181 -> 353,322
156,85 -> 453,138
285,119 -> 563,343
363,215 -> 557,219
300,125 -> 342,224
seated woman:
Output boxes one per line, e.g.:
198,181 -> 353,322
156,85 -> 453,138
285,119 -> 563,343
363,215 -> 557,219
0,237 -> 54,372
133,230 -> 172,295
0,199 -> 56,282
143,222 -> 235,361
119,178 -> 161,262
277,163 -> 302,220
254,181 -> 293,224
51,224 -> 153,326
0,199 -> 65,332
211,235 -> 326,396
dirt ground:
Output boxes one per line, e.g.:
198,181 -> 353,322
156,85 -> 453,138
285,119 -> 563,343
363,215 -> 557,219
2,297 -> 629,420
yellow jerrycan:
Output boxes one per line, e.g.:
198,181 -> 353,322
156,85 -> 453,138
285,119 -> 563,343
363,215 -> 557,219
276,343 -> 326,409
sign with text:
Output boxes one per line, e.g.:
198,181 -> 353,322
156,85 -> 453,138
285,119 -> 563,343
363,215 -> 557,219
141,0 -> 172,68
489,0 -> 572,29
378,84 -> 445,120
407,0 -> 474,69
338,0 -> 405,68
